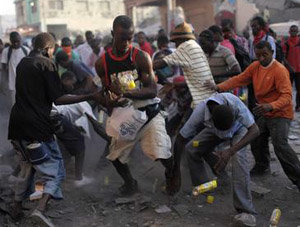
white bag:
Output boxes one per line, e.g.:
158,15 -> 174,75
106,105 -> 148,141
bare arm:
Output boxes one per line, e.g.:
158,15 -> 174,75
214,123 -> 260,173
153,59 -> 168,70
123,51 -> 157,100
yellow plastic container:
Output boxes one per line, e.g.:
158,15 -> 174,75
206,195 -> 214,204
192,180 -> 217,196
128,80 -> 136,90
270,208 -> 281,226
192,140 -> 199,147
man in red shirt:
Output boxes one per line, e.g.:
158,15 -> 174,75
283,25 -> 300,111
137,31 -> 154,57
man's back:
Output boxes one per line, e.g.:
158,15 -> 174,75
163,39 -> 215,106
8,51 -> 63,141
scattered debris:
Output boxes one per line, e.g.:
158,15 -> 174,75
288,134 -> 299,140
155,205 -> 172,214
250,182 -> 271,197
115,197 -> 136,205
173,204 -> 189,216
271,171 -> 280,177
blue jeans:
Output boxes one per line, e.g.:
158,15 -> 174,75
185,126 -> 257,214
14,140 -> 65,202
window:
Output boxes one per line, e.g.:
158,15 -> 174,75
49,0 -> 64,10
76,1 -> 89,11
19,5 -> 24,17
57,0 -> 64,10
98,1 -> 110,12
30,0 -> 37,13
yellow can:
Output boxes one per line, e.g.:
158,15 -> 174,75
192,140 -> 199,147
206,195 -> 214,204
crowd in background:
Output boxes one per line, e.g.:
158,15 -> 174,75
0,13 -> 299,227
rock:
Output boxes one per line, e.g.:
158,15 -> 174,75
155,205 -> 172,214
288,134 -> 299,140
271,171 -> 280,177
173,204 -> 189,216
115,197 -> 136,205
250,182 -> 271,197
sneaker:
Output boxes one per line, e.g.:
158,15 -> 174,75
250,165 -> 270,176
118,180 -> 139,196
233,213 -> 256,227
30,209 -> 55,227
74,176 -> 94,187
30,190 -> 43,201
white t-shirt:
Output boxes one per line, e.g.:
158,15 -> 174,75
163,39 -> 216,106
1,46 -> 30,90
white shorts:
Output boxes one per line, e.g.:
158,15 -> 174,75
107,112 -> 172,163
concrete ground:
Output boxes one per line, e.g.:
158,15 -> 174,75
0,91 -> 299,227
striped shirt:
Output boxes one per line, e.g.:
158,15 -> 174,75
206,44 -> 240,83
163,40 -> 215,106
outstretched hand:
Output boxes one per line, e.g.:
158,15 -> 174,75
253,103 -> 273,116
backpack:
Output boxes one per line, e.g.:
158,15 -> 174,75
229,38 -> 251,71
7,45 -> 28,64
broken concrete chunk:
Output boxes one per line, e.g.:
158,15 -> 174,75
173,204 -> 189,216
250,182 -> 271,197
155,205 -> 172,214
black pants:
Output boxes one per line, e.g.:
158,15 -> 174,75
56,116 -> 85,180
293,72 -> 300,109
251,117 -> 300,185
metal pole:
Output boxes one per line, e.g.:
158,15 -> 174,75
167,0 -> 173,34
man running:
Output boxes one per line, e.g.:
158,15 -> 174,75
95,15 -> 173,196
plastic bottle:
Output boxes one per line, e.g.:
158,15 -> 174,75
270,208 -> 281,226
192,180 -> 217,196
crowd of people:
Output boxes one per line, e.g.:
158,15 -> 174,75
0,13 -> 299,227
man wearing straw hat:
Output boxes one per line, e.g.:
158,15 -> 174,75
153,21 -> 216,194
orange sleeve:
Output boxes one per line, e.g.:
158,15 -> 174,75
217,62 -> 256,91
269,66 -> 292,110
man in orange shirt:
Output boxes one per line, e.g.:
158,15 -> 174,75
206,41 -> 300,191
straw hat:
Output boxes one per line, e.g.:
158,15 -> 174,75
170,22 -> 196,42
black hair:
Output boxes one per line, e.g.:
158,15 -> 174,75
290,25 -> 298,30
33,32 -> 55,51
61,71 -> 77,81
251,16 -> 267,28
157,35 -> 169,46
254,40 -> 273,52
85,31 -> 93,38
0,39 -> 3,45
199,30 -> 214,41
113,15 -> 133,30
208,25 -> 222,35
138,31 -> 145,36
61,37 -> 72,46
221,19 -> 234,29
211,105 -> 234,131
55,50 -> 69,63
10,31 -> 21,40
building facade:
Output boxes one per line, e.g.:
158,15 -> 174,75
15,0 -> 125,39
125,0 -> 214,35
